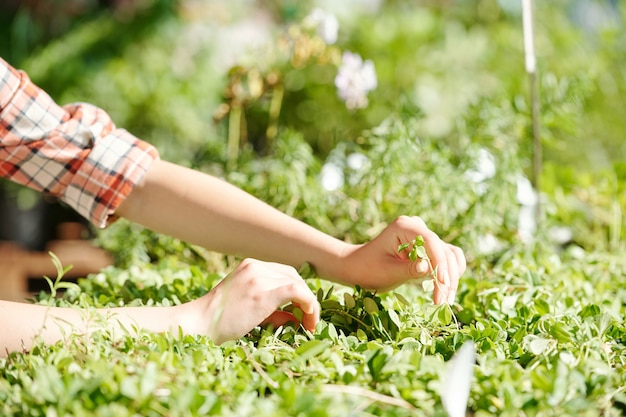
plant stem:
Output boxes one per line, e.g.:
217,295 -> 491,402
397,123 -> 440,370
522,0 -> 542,224
266,84 -> 284,150
228,103 -> 242,169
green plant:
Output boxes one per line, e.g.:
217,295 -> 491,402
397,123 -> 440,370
40,252 -> 80,302
2,2 -> 626,416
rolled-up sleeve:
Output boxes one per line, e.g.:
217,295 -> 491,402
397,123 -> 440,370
0,58 -> 159,228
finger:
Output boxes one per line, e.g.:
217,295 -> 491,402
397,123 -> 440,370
292,300 -> 320,332
253,261 -> 319,331
453,244 -> 467,276
409,258 -> 430,277
445,246 -> 460,304
423,234 -> 450,304
261,310 -> 298,328
270,280 -> 319,330
447,245 -> 466,303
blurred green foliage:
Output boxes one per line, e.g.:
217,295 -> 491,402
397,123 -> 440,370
2,0 -> 623,168
1,0 -> 620,257
2,2 -> 626,415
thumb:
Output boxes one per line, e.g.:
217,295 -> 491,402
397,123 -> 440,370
411,258 -> 431,278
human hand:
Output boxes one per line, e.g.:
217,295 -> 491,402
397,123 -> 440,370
181,259 -> 320,344
337,216 -> 466,304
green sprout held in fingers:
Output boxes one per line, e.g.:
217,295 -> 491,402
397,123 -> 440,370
397,235 -> 436,292
398,235 -> 459,327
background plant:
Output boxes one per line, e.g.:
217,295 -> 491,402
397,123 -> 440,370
1,1 -> 625,416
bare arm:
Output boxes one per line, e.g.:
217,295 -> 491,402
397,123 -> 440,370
117,160 -> 465,300
0,259 -> 320,357
116,160 -> 347,281
0,160 -> 464,356
0,300 -> 183,356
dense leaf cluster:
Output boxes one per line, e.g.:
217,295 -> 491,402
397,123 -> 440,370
1,1 -> 626,416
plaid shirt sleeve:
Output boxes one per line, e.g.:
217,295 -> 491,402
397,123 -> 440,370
0,57 -> 159,228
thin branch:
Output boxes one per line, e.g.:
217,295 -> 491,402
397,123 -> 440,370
319,384 -> 416,411
522,0 -> 542,223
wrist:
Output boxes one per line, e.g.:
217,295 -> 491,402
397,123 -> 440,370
172,298 -> 209,337
313,241 -> 360,287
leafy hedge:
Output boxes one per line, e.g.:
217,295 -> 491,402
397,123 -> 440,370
1,1 -> 626,416
3,120 -> 625,416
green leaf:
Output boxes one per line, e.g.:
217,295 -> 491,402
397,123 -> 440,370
363,297 -> 379,314
422,279 -> 435,292
395,292 -> 410,306
295,340 -> 331,360
298,262 -> 317,279
367,349 -> 389,381
397,243 -> 410,253
527,336 -> 552,355
292,307 -> 304,322
321,299 -> 343,310
343,293 -> 356,310
579,304 -> 600,319
437,305 -> 452,325
387,308 -> 402,329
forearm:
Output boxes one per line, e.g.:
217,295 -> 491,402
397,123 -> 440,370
116,160 -> 350,283
0,300 -> 187,357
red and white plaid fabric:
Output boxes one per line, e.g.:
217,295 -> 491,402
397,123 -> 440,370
0,57 -> 159,228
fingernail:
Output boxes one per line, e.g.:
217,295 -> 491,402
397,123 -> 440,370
438,284 -> 449,302
442,271 -> 450,287
447,289 -> 456,304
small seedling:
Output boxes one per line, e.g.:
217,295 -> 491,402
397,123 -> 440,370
43,252 -> 76,299
398,236 -> 459,327
397,235 -> 437,292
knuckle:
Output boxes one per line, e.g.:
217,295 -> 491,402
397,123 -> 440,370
238,258 -> 256,269
394,215 -> 425,229
280,281 -> 299,298
285,265 -> 299,276
238,258 -> 266,273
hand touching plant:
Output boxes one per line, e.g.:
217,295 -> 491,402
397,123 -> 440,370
179,259 -> 320,344
336,216 -> 465,304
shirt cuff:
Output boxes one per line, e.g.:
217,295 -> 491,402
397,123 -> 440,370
61,125 -> 160,228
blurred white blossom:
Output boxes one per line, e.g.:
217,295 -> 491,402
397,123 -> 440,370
346,152 -> 369,186
516,175 -> 538,206
475,233 -> 504,256
320,161 -> 344,191
313,0 -> 382,18
346,152 -> 368,170
335,51 -> 377,110
465,148 -> 496,195
566,245 -> 586,260
305,8 -> 339,44
517,175 -> 538,242
465,148 -> 496,183
548,226 -> 573,246
67,362 -> 82,374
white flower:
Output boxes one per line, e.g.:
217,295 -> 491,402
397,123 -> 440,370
465,148 -> 496,184
67,362 -> 82,374
516,175 -> 538,242
346,152 -> 368,170
335,51 -> 377,110
475,233 -> 504,255
465,148 -> 496,195
305,8 -> 339,44
518,204 -> 536,243
320,161 -> 344,191
548,226 -> 573,246
516,175 -> 538,206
